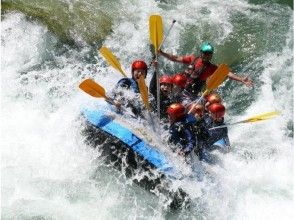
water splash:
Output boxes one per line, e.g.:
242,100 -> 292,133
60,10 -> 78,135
1,0 -> 293,219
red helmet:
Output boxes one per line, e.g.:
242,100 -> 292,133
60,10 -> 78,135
173,73 -> 187,88
167,103 -> 186,121
208,103 -> 225,118
131,60 -> 148,72
187,103 -> 204,115
160,75 -> 173,84
205,92 -> 222,105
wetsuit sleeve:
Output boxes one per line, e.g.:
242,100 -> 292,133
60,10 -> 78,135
182,128 -> 195,154
116,78 -> 131,89
168,125 -> 179,145
199,122 -> 210,140
181,54 -> 195,64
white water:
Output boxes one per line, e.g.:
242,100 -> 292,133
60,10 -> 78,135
1,1 -> 294,219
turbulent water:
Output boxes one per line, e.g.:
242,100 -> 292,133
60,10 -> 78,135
1,0 -> 293,219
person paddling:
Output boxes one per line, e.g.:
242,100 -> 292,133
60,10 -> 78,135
167,103 -> 196,156
149,74 -> 174,119
198,103 -> 230,164
171,73 -> 192,104
204,103 -> 230,148
111,60 -> 148,117
115,60 -> 148,92
158,42 -> 253,97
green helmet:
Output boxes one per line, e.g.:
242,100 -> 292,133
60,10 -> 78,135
200,42 -> 214,53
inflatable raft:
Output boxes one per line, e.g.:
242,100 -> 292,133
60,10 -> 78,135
81,100 -> 229,209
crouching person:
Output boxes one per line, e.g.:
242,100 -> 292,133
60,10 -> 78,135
199,103 -> 230,164
167,103 -> 196,156
110,60 -> 148,117
150,74 -> 174,119
204,103 -> 230,151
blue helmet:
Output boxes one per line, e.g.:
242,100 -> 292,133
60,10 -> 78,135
200,42 -> 214,53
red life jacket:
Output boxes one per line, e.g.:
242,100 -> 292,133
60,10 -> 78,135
182,55 -> 217,81
181,55 -> 218,96
193,58 -> 218,81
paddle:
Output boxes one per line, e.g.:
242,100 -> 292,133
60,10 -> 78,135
79,79 -> 142,119
188,64 -> 230,114
209,111 -> 280,130
149,15 -> 163,119
149,15 -> 163,55
99,46 -> 127,77
99,47 -> 152,111
137,75 -> 156,132
98,47 -> 156,130
79,79 -> 117,105
205,64 -> 230,95
148,19 -> 176,65
137,75 -> 151,111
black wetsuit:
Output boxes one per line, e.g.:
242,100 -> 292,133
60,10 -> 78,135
149,72 -> 174,119
168,115 -> 196,155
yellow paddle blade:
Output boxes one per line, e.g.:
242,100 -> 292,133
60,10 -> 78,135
149,15 -> 163,53
99,46 -> 127,77
206,64 -> 230,90
137,76 -> 151,111
244,111 -> 280,123
79,79 -> 106,98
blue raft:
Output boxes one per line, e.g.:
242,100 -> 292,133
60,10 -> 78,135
82,101 -> 229,178
83,105 -> 176,177
81,101 -> 230,209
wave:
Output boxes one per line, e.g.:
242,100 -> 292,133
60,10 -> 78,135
2,0 -> 113,45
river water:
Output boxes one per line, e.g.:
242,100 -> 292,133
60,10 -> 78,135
1,0 -> 293,219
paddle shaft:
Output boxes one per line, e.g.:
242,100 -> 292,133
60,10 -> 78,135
158,19 -> 176,51
147,111 -> 157,133
156,19 -> 176,119
209,112 -> 279,130
197,89 -> 209,104
104,96 -> 118,106
155,58 -> 161,119
209,121 -> 241,130
187,90 -> 209,114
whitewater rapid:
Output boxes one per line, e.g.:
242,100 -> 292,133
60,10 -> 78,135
2,0 -> 293,219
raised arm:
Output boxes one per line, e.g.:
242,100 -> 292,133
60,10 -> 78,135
228,72 -> 253,87
158,49 -> 184,63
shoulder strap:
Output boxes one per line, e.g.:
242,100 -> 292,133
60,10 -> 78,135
190,56 -> 198,66
190,57 -> 207,78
